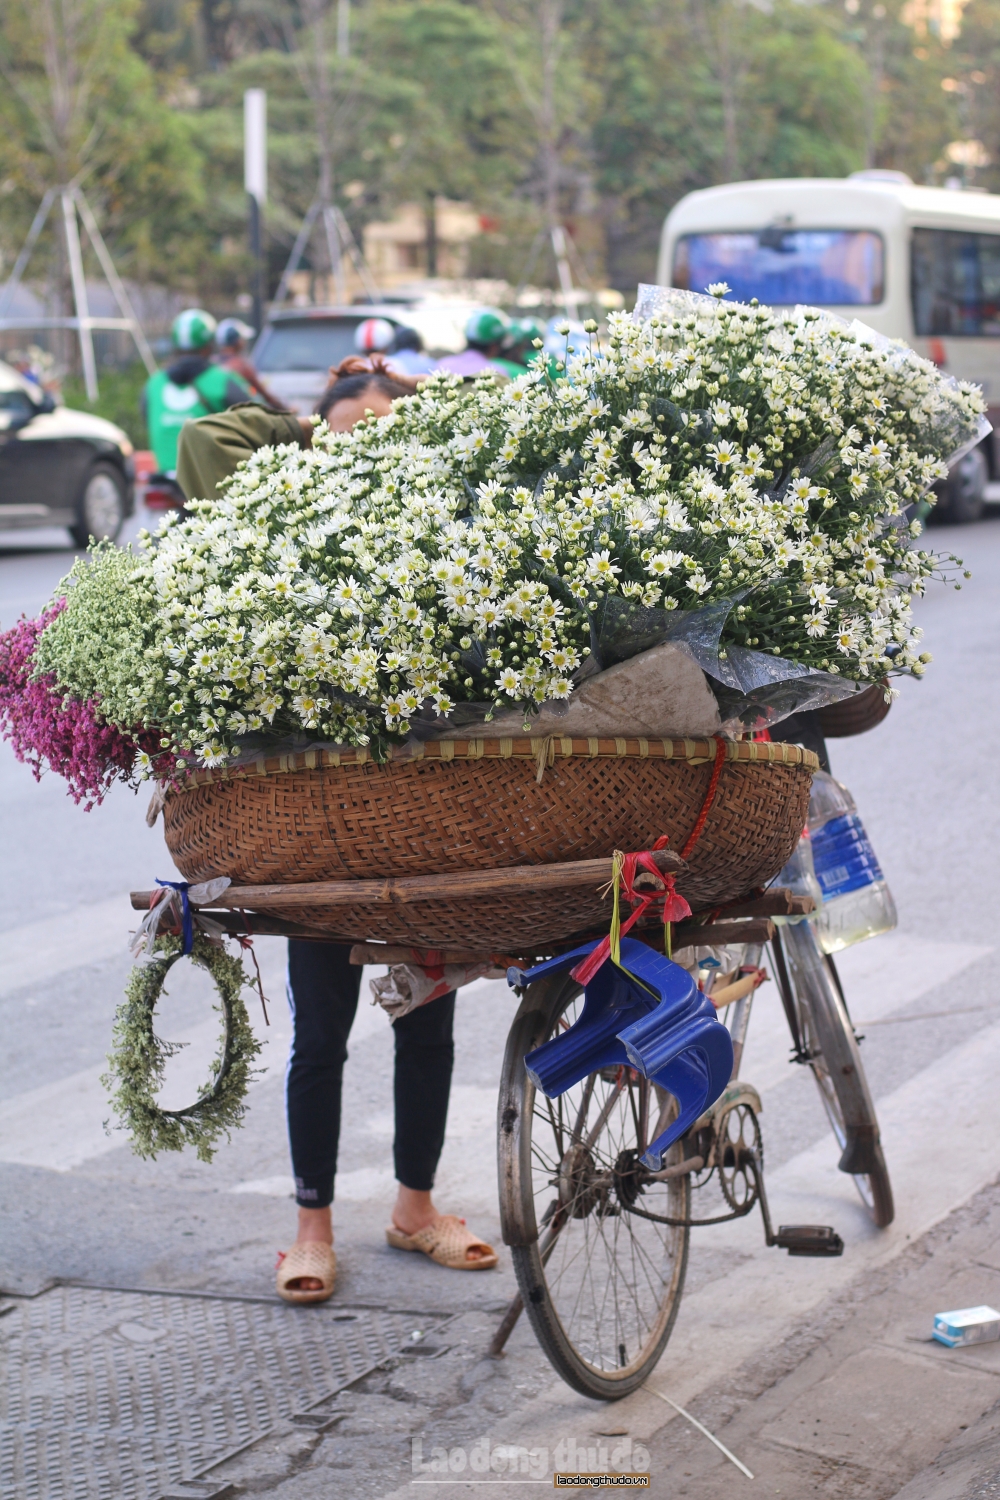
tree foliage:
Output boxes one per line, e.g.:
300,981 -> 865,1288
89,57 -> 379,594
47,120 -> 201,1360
0,0 -> 207,285
947,0 -> 1000,193
0,0 -> 977,301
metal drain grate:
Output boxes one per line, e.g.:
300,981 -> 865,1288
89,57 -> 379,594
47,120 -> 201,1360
0,1285 -> 434,1500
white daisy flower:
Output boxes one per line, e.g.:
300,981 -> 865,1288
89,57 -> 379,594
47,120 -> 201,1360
585,550 -> 621,581
707,441 -> 739,469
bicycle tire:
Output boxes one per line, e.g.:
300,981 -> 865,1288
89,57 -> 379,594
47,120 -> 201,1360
497,972 -> 690,1400
772,924 -> 894,1227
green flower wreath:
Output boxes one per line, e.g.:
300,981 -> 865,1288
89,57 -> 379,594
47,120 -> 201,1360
103,932 -> 263,1162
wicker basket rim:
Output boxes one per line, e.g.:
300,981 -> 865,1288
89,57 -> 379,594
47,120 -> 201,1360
168,735 -> 818,794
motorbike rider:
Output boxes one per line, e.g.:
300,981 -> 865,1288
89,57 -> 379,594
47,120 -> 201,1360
386,325 -> 437,377
143,309 -> 252,476
437,307 -> 514,379
501,315 -> 547,373
216,317 -> 286,410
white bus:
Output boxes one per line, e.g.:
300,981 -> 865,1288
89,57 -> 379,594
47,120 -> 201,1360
657,172 -> 1000,521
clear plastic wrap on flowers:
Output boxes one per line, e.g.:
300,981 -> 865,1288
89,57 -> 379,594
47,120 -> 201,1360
586,592 -> 860,732
396,603 -> 862,744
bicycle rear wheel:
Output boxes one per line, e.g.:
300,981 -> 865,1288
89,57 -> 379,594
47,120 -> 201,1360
497,972 -> 690,1400
773,923 -> 894,1228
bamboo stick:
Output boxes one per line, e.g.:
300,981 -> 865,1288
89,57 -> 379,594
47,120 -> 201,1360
196,910 -> 332,941
671,917 -> 775,951
717,889 -> 815,918
129,848 -> 683,913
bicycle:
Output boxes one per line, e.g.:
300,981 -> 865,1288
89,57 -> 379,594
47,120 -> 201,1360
493,906 -> 892,1400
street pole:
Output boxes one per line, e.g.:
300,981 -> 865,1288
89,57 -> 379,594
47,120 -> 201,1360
244,89 -> 267,334
337,0 -> 350,57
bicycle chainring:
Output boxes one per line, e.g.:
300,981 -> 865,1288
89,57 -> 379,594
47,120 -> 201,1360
716,1102 -> 763,1213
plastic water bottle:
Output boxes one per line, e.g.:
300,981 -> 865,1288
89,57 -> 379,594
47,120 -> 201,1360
773,828 -> 822,919
807,771 -> 897,954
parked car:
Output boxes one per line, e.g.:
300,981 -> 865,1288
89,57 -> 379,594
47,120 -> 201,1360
659,172 -> 1000,521
251,302 -> 477,413
0,360 -> 135,544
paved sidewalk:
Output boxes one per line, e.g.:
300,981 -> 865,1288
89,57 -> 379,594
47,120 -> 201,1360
642,1177 -> 1000,1499
6,1172 -> 989,1500
890,1397 -> 1000,1500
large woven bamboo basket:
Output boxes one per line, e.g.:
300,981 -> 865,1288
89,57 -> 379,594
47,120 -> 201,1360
162,737 -> 816,954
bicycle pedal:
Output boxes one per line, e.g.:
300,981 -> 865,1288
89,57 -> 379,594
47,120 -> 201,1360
773,1224 -> 844,1257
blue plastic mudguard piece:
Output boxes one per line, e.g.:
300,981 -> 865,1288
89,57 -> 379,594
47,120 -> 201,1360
516,938 -> 733,1172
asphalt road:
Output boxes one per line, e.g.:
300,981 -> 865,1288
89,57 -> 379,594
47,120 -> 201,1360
2,509 -> 1000,1499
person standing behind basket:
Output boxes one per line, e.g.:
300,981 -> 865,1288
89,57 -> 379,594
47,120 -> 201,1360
176,357 -> 499,1303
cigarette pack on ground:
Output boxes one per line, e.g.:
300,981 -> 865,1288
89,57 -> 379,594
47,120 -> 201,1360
932,1306 -> 1000,1347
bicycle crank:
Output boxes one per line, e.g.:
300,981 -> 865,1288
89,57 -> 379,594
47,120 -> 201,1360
709,1083 -> 845,1256
610,1081 -> 845,1254
745,1153 -> 845,1257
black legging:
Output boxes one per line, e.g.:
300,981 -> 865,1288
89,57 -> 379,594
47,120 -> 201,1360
285,940 -> 456,1210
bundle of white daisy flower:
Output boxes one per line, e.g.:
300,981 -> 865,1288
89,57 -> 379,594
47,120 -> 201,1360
34,285 -> 983,770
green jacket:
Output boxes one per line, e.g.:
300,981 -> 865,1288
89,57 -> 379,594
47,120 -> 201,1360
176,404 -> 309,503
144,357 -> 253,474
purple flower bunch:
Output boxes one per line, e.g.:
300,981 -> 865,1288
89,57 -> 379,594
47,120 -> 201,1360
0,603 -> 169,809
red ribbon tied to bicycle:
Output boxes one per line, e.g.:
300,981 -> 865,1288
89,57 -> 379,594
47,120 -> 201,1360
571,835 -> 692,988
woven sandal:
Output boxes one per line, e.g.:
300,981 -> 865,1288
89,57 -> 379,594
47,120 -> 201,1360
275,1241 -> 337,1304
385,1214 -> 498,1271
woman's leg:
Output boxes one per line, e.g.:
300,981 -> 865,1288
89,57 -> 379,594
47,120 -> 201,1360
388,990 -> 459,1230
285,940 -> 360,1277
392,989 -> 456,1187
387,992 -> 492,1263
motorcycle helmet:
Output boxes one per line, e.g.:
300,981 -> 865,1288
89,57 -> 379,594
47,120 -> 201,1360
465,307 -> 510,350
354,317 -> 396,353
171,308 -> 217,351
216,317 -> 256,348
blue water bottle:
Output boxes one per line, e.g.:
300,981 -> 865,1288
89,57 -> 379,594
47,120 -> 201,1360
807,771 -> 897,954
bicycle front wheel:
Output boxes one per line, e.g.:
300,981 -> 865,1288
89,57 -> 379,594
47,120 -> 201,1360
497,972 -> 690,1400
773,923 -> 894,1228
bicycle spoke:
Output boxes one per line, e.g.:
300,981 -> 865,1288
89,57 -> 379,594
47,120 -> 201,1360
584,1074 -> 625,1149
570,1073 -> 595,1144
545,1095 -> 565,1161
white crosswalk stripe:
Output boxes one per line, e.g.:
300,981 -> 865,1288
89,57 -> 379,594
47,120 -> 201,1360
0,896 -> 135,998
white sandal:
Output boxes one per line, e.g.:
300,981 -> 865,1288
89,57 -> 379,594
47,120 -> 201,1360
275,1241 -> 337,1303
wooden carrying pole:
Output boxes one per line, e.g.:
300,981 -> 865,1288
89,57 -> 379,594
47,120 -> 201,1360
128,881 -> 808,960
129,849 -> 685,915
